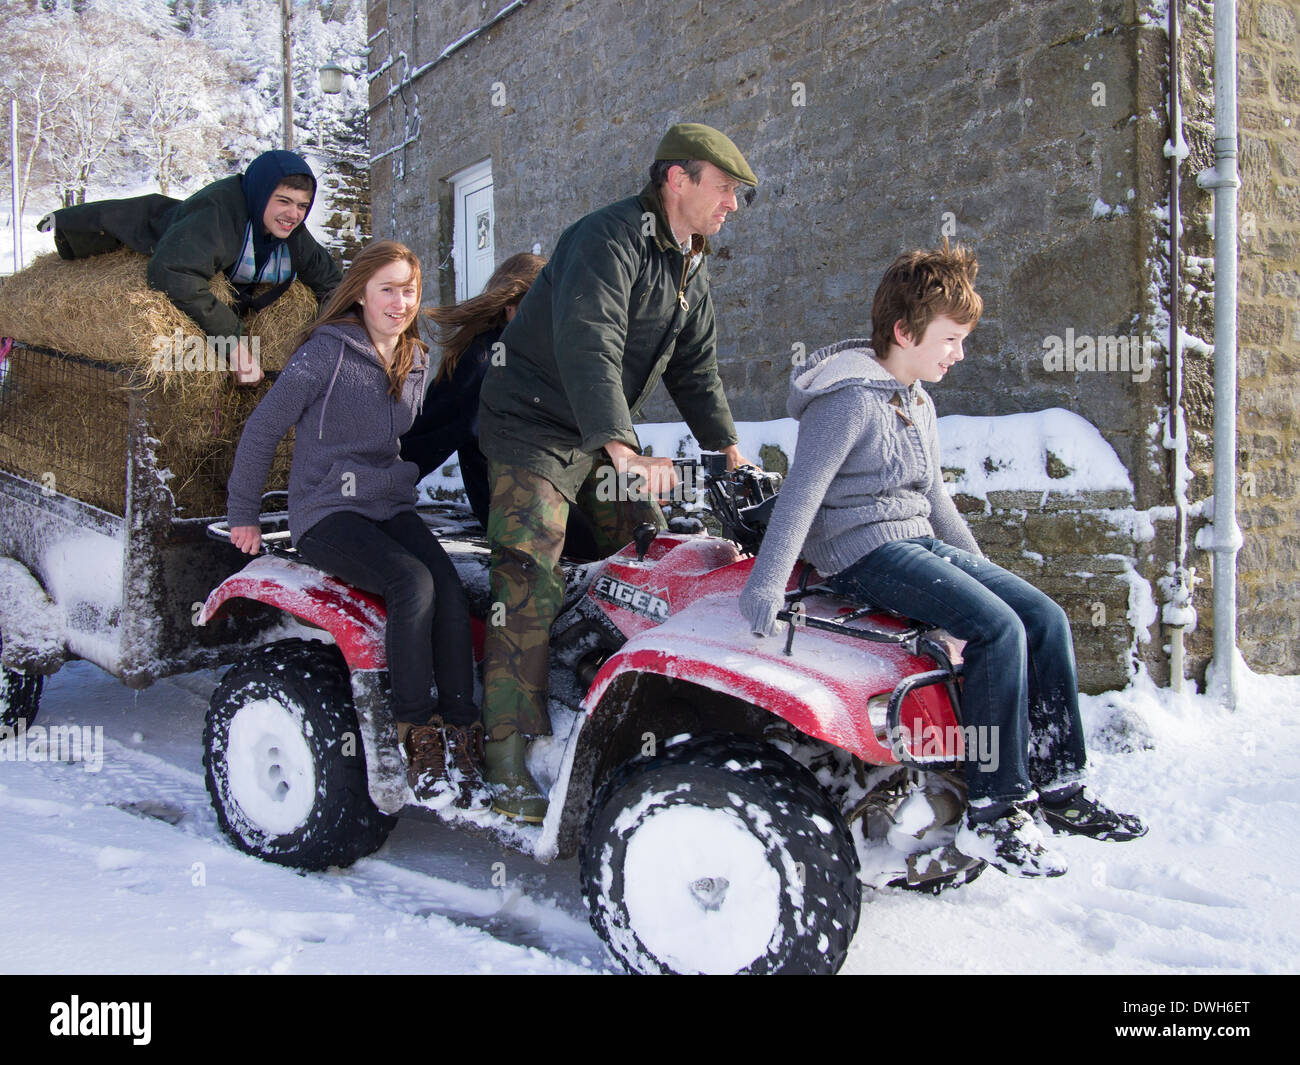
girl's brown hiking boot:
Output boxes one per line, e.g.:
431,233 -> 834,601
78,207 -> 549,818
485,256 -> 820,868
443,721 -> 489,810
402,717 -> 447,801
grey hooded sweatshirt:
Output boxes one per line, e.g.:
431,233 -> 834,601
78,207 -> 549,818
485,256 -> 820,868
226,321 -> 428,544
738,338 -> 980,636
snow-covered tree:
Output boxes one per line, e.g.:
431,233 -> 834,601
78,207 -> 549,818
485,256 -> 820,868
0,9 -> 76,218
124,34 -> 256,194
1,0 -> 367,246
39,11 -> 139,205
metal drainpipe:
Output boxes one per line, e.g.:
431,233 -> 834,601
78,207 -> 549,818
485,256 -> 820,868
1196,0 -> 1242,709
1165,0 -> 1189,692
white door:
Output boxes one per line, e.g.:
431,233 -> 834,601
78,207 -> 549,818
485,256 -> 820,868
451,160 -> 494,301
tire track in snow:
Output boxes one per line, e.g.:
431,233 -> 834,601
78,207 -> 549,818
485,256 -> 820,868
18,738 -> 605,968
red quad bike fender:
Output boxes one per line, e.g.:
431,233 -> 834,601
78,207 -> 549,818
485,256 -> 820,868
197,554 -> 489,815
580,541 -> 964,768
581,593 -> 960,765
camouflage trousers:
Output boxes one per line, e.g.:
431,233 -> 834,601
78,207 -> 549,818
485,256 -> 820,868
482,459 -> 665,740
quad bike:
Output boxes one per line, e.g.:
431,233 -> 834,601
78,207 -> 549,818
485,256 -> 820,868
197,456 -> 986,975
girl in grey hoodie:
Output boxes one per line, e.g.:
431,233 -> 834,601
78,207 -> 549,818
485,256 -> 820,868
227,240 -> 480,805
739,244 -> 1145,878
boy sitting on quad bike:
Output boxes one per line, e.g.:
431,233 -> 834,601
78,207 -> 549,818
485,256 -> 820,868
738,240 -> 1146,878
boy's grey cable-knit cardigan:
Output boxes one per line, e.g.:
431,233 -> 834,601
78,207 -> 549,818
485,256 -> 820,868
738,338 -> 981,636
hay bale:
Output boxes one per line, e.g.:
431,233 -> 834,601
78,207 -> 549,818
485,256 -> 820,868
0,249 -> 317,383
0,345 -> 129,513
245,280 -> 319,371
0,250 -> 322,518
0,250 -> 217,368
152,376 -> 296,519
0,342 -> 297,518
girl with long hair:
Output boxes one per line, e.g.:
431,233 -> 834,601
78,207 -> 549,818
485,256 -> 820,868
401,252 -> 545,529
226,239 -> 481,805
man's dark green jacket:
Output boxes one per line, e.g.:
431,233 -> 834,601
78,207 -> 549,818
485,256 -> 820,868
478,183 -> 739,501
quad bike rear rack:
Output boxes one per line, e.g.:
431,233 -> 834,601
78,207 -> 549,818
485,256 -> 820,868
776,565 -> 957,666
205,491 -> 295,558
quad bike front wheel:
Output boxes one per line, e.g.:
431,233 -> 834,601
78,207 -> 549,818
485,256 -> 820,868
581,734 -> 862,975
204,638 -> 396,871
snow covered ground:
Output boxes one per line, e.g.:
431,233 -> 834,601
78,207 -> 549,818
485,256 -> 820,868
847,665 -> 1300,975
0,662 -> 598,975
2,651 -> 1296,975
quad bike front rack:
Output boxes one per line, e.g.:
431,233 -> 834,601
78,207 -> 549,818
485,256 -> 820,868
777,566 -> 965,771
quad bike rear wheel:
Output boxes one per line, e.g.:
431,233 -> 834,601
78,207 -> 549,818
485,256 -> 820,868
0,631 -> 42,732
581,734 -> 862,975
204,638 -> 396,871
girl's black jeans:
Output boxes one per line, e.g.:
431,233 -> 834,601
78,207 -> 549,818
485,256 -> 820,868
296,509 -> 476,726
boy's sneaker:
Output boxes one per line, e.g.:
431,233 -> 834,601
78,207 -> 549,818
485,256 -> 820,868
1038,786 -> 1148,842
955,804 -> 1069,878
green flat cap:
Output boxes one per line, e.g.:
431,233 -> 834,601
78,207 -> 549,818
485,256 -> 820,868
655,122 -> 757,187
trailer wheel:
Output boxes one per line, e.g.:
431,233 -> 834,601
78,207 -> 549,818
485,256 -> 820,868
581,734 -> 861,975
0,632 -> 42,732
204,638 -> 396,871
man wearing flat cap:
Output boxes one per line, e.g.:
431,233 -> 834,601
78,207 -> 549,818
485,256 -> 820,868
475,122 -> 758,819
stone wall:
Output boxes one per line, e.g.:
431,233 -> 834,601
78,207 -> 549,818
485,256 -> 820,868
959,489 -> 1148,694
315,154 -> 371,267
368,1 -> 1162,460
1232,0 -> 1300,675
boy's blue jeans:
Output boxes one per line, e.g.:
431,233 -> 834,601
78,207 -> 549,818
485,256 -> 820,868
824,536 -> 1087,805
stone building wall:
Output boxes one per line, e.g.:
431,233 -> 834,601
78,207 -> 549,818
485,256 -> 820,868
960,488 -> 1146,694
1231,0 -> 1300,675
367,0 -> 1299,687
369,0 -> 1160,464
315,155 -> 371,267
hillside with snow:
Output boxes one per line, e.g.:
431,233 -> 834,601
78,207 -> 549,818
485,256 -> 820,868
1,0 -> 367,274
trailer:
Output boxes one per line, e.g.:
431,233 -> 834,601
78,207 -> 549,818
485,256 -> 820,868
0,339 -> 292,723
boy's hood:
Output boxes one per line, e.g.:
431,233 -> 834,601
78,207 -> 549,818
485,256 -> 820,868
241,150 -> 316,241
788,337 -> 915,419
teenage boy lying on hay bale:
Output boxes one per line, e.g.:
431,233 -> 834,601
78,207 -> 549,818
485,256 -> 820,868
38,149 -> 342,387
0,249 -> 323,519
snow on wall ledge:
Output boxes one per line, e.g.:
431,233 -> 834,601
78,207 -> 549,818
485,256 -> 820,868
417,410 -> 1132,508
937,408 -> 1133,502
638,411 -> 1133,508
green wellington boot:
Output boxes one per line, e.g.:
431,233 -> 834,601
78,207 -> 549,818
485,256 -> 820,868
484,731 -> 548,822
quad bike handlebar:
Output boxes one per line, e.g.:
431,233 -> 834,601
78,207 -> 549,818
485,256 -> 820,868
676,454 -> 783,554
204,491 -> 295,558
